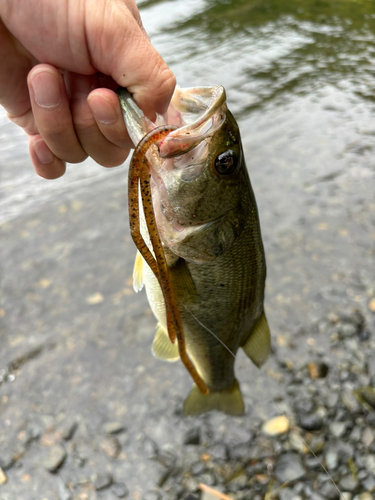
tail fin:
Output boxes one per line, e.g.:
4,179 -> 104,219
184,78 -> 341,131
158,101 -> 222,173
183,380 -> 244,416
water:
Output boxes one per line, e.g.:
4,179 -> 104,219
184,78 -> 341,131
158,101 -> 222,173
1,0 -> 374,224
1,0 -> 375,497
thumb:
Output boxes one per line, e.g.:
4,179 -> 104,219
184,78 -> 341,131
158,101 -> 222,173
85,0 -> 176,119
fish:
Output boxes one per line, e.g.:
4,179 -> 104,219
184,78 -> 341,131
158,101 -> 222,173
117,85 -> 270,416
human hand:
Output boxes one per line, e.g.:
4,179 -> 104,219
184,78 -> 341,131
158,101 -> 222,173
0,0 -> 175,179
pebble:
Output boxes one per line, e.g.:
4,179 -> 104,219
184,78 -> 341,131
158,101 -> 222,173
329,421 -> 347,438
102,422 -> 125,435
307,361 -> 329,379
339,475 -> 359,492
183,427 -> 201,446
0,468 -> 8,485
99,436 -> 121,458
91,472 -> 113,490
362,427 -> 374,447
298,412 -> 324,431
355,493 -> 373,500
340,494 -> 352,500
112,482 -> 129,498
61,419 -> 78,441
319,481 -> 340,500
262,415 -> 290,436
143,490 -> 162,500
43,444 -> 67,472
275,452 -> 305,483
325,451 -> 339,470
57,480 -> 73,500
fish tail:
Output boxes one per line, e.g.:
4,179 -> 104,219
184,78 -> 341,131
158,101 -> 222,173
183,379 -> 244,416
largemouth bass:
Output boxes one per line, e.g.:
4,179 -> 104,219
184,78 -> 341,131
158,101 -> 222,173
117,86 -> 270,416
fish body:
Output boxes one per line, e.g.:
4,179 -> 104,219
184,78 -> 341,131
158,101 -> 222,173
118,86 -> 270,415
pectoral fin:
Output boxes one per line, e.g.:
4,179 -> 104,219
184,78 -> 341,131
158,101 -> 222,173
133,251 -> 144,292
183,380 -> 244,416
152,323 -> 179,362
241,311 -> 270,368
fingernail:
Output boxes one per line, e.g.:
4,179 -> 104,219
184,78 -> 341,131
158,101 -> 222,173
33,139 -> 54,164
88,96 -> 117,125
30,71 -> 61,108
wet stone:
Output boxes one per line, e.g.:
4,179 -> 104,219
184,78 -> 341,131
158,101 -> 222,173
339,475 -> 359,492
0,468 -> 8,485
112,482 -> 129,498
275,452 -> 305,483
362,427 -> 374,447
183,427 -> 201,446
99,436 -> 121,458
61,419 -> 78,441
308,361 -> 329,379
293,397 -> 314,414
0,448 -> 15,470
208,443 -> 228,461
262,415 -> 290,436
298,412 -> 324,431
191,461 -> 206,476
325,451 -> 339,470
102,422 -> 125,435
58,480 -> 73,500
143,490 -> 162,500
92,472 -> 113,490
329,421 -> 347,438
341,390 -> 361,413
319,481 -> 340,500
43,444 -> 67,472
355,493 -> 373,500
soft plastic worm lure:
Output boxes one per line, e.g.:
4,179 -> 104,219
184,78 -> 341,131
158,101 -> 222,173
128,125 -> 209,396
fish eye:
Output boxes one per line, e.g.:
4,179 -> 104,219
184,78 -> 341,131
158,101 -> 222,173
214,150 -> 238,176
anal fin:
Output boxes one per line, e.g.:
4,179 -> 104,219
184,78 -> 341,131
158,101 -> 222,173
241,311 -> 270,368
152,323 -> 179,362
183,380 -> 244,416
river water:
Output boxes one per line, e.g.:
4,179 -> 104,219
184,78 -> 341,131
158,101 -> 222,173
1,0 -> 375,226
1,0 -> 375,498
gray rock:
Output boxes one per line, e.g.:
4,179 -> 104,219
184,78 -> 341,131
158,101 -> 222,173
0,449 -> 15,470
329,422 -> 347,438
183,427 -> 201,446
298,412 -> 324,431
325,451 -> 339,470
275,452 -> 305,483
102,422 -> 125,435
310,494 -> 324,500
61,419 -> 78,441
112,482 -> 129,498
99,436 -> 121,458
362,427 -> 374,447
191,461 -> 206,476
341,389 -> 362,413
339,323 -> 358,338
143,490 -> 162,500
58,480 -> 73,500
92,472 -> 113,490
208,443 -> 228,461
339,475 -> 359,492
319,481 -> 340,500
43,444 -> 67,472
